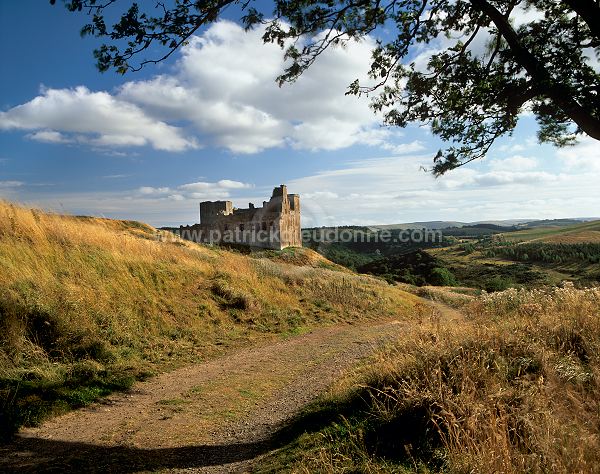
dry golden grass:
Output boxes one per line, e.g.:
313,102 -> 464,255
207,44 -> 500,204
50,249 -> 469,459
541,230 -> 600,244
260,283 -> 600,473
396,283 -> 479,309
0,200 -> 419,439
251,246 -> 350,271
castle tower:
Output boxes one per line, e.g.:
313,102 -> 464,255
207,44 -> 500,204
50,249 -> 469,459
199,200 -> 233,225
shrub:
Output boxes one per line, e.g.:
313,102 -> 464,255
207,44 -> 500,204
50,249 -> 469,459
485,275 -> 511,292
429,267 -> 457,286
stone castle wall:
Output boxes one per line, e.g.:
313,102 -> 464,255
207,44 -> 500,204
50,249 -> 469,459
178,185 -> 301,250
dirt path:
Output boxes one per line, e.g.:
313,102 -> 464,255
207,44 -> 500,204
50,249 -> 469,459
1,297 -> 459,474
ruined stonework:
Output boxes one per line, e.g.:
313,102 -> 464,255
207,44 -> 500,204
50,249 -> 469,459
178,185 -> 301,250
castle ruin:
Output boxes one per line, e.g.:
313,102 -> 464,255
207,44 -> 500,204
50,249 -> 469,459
178,185 -> 301,250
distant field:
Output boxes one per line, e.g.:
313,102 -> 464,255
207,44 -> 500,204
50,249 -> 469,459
500,220 -> 600,243
308,220 -> 600,290
426,221 -> 600,289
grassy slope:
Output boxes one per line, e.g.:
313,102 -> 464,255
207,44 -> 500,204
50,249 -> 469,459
429,246 -> 551,289
427,221 -> 600,289
257,284 -> 600,473
0,201 -> 419,439
501,220 -> 600,243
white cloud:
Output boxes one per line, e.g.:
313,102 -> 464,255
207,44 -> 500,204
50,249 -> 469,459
89,134 -> 148,147
26,130 -> 73,144
168,194 -> 186,201
0,22 -> 423,155
410,24 -> 493,73
139,186 -> 171,195
1,19 -> 441,157
488,155 -> 539,171
556,136 -> 600,172
471,170 -> 559,187
216,179 -> 252,189
381,140 -> 426,155
0,86 -> 198,152
117,21 -> 418,154
178,182 -> 215,193
510,4 -> 545,28
284,149 -> 599,225
303,191 -> 339,199
7,146 -> 599,227
138,179 -> 253,201
498,143 -> 526,153
93,149 -> 134,158
0,180 -> 25,200
0,181 -> 23,188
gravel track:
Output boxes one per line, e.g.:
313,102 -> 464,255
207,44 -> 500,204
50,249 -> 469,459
1,317 -> 421,473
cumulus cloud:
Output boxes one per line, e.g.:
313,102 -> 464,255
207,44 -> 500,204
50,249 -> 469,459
0,21 -> 420,155
0,86 -> 197,152
556,136 -> 600,172
0,181 -> 23,188
214,179 -> 253,189
488,155 -> 539,171
26,130 -> 73,144
118,21 -> 392,153
137,179 -> 253,201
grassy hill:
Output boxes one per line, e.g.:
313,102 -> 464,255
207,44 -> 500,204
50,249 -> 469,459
3,201 -> 600,471
0,201 -> 420,440
419,221 -> 600,290
305,220 -> 600,289
258,284 -> 600,473
500,219 -> 600,243
349,222 -> 600,291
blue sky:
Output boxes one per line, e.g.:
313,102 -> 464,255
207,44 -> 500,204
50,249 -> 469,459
1,2 -> 598,227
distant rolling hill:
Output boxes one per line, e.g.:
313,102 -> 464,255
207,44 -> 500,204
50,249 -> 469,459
424,219 -> 600,289
499,220 -> 600,243
373,221 -> 468,230
514,218 -> 597,229
371,218 -> 597,231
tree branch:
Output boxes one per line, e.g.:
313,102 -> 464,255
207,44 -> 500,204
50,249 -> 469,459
470,0 -> 600,140
563,0 -> 600,40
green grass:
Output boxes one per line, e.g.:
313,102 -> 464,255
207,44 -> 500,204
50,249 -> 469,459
157,398 -> 187,406
238,388 -> 260,399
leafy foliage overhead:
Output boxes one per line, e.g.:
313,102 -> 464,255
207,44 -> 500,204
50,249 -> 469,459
53,0 -> 600,174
